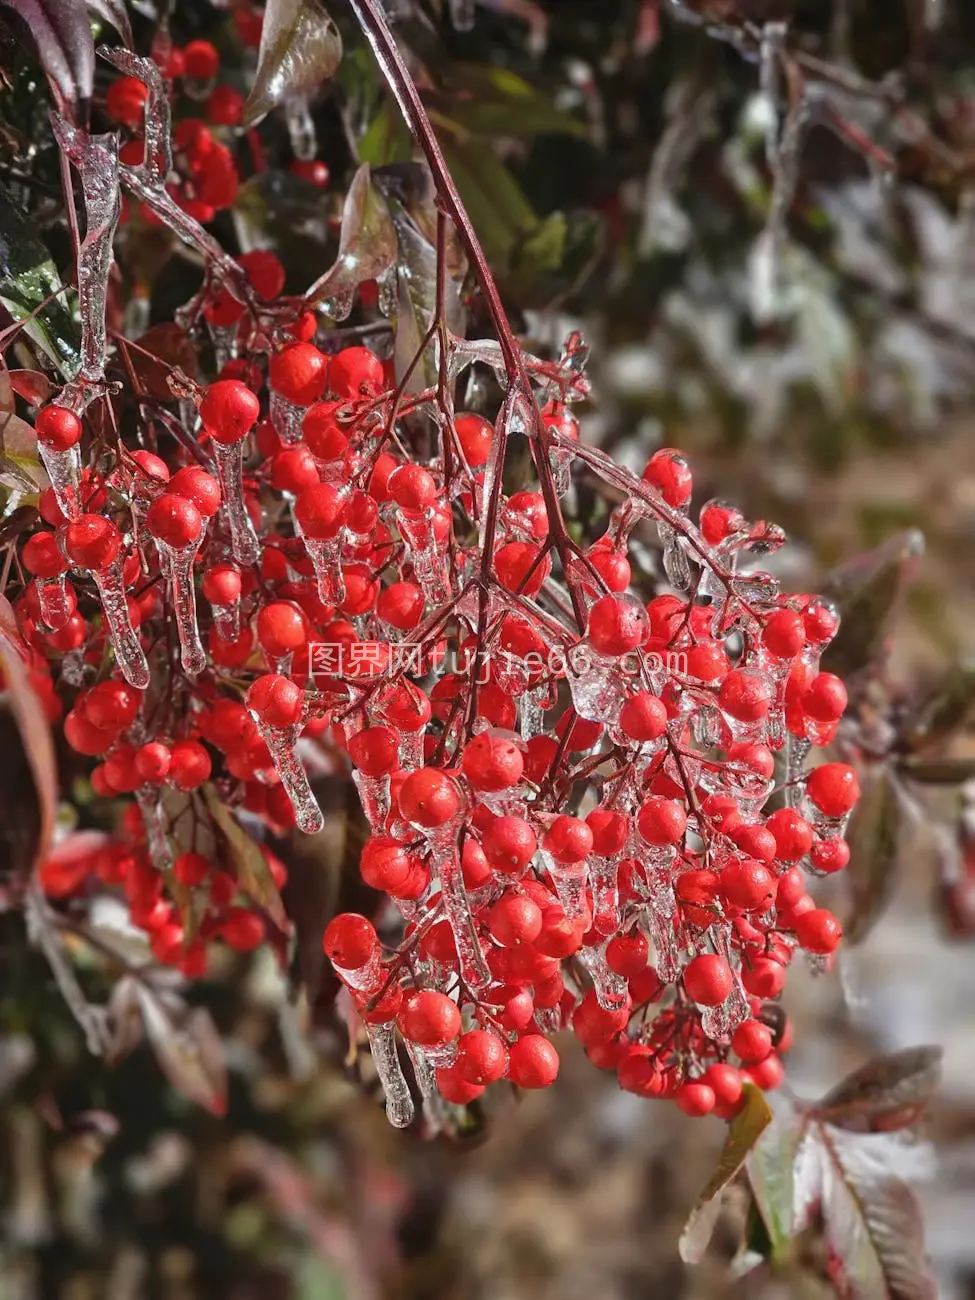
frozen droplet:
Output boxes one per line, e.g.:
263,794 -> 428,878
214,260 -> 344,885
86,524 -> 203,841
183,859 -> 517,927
90,556 -> 150,689
589,853 -> 621,936
252,718 -> 324,833
659,524 -> 693,591
567,648 -> 626,726
366,1020 -> 414,1128
397,729 -> 424,773
428,823 -> 491,993
136,787 -> 173,873
36,576 -> 71,631
352,770 -> 391,831
158,540 -> 206,677
398,510 -> 450,604
208,599 -> 240,642
448,0 -> 476,29
211,441 -> 260,566
542,850 -> 587,923
285,95 -> 317,161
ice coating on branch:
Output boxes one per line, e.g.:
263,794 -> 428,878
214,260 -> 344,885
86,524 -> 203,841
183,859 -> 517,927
299,534 -> 346,606
37,443 -> 82,521
89,557 -> 150,689
211,442 -> 260,566
252,717 -> 324,834
36,576 -> 72,632
352,770 -> 391,829
427,823 -> 491,993
136,788 -> 174,873
398,510 -> 450,603
50,117 -> 121,383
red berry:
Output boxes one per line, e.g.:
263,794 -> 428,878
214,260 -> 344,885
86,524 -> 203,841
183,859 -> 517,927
802,673 -> 848,723
134,741 -> 171,785
183,39 -> 219,81
642,448 -> 692,507
455,1028 -> 508,1085
105,76 -> 148,126
488,893 -> 543,946
294,482 -> 347,539
675,1081 -> 716,1117
329,346 -> 384,399
202,564 -> 241,605
348,726 -> 400,777
168,739 -> 211,790
719,859 -> 776,911
200,380 -> 260,444
719,669 -> 773,721
806,763 -> 860,817
794,907 -> 843,953
269,343 -> 329,406
731,1018 -> 773,1063
397,768 -> 461,828
542,815 -> 593,864
619,691 -> 668,742
247,674 -> 304,727
146,493 -> 203,548
766,807 -> 813,861
220,908 -> 265,951
683,953 -> 734,1006
637,796 -> 687,846
169,466 -> 222,516
35,405 -> 82,451
454,412 -> 494,466
762,608 -> 806,659
507,1035 -> 559,1088
289,159 -> 330,188
461,732 -> 524,792
207,84 -> 246,127
810,838 -> 850,874
481,815 -> 537,874
60,515 -> 120,570
586,593 -> 647,656
324,913 -> 378,970
397,990 -> 461,1046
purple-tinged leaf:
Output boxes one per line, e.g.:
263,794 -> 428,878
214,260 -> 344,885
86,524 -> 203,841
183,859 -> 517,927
844,765 -> 905,945
242,0 -> 343,130
201,784 -> 287,930
899,660 -> 975,756
812,1047 -> 942,1134
0,0 -> 94,120
900,754 -> 975,784
86,0 -> 131,46
820,530 -> 924,683
136,986 -> 228,1117
818,1124 -> 937,1300
679,1083 -> 773,1263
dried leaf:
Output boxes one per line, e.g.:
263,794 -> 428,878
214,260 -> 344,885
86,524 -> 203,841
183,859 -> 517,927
0,595 -> 58,874
818,1125 -> 937,1300
820,530 -> 924,682
305,163 -> 397,319
843,765 -> 904,945
127,323 -> 199,401
242,0 -> 342,129
812,1047 -> 942,1133
0,188 -> 81,378
201,784 -> 286,930
898,754 -> 975,784
679,1083 -> 773,1263
136,986 -> 228,1117
899,660 -> 975,756
0,0 -> 94,119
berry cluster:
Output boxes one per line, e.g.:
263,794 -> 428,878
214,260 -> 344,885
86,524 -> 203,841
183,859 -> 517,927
15,251 -> 857,1125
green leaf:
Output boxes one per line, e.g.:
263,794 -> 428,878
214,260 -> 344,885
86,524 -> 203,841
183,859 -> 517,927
820,530 -> 924,681
305,163 -> 397,319
843,766 -> 904,945
241,0 -> 342,129
358,100 -> 413,168
812,1047 -> 942,1133
202,785 -> 286,930
746,1099 -> 803,1261
679,1082 -> 773,1263
0,189 -> 80,378
437,136 -> 537,266
424,63 -> 587,139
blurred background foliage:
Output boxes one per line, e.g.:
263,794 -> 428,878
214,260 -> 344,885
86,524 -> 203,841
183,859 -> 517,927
3,0 -> 975,1296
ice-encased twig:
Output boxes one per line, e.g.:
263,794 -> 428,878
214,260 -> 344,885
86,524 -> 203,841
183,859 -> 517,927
366,1021 -> 415,1127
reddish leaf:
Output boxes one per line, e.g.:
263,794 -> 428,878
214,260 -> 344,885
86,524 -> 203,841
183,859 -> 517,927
811,1047 -> 942,1134
7,369 -> 53,405
843,765 -> 904,945
899,661 -> 975,756
136,986 -> 228,1117
126,323 -> 199,401
0,0 -> 95,119
202,785 -> 287,930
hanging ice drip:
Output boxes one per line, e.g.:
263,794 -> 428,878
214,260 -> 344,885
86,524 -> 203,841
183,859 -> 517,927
21,532 -> 73,632
145,493 -> 208,677
347,725 -> 399,830
303,400 -> 351,483
34,404 -> 85,522
284,94 -> 318,161
246,676 -> 324,833
269,342 -> 330,445
699,923 -> 750,1042
386,463 -> 451,605
293,481 -> 349,605
58,515 -> 149,689
201,563 -> 242,640
536,400 -> 580,497
197,380 -> 262,566
568,592 -> 649,730
323,915 -> 415,1129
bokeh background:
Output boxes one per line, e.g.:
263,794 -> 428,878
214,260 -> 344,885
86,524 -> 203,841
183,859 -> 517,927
3,1 -> 975,1296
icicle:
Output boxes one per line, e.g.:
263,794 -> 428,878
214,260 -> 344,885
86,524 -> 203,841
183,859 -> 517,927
700,923 -> 749,1040
397,728 -> 424,773
35,576 -> 71,631
211,441 -> 260,566
352,770 -> 391,830
566,648 -> 627,728
158,541 -> 206,676
50,117 -> 121,383
299,534 -> 345,605
365,1021 -> 415,1128
405,1039 -> 449,1131
658,523 -> 693,592
284,95 -> 317,160
136,787 -> 173,873
428,824 -> 491,993
269,391 -> 306,445
520,685 -> 547,741
209,599 -> 240,642
37,443 -> 81,521
252,719 -> 324,833
578,938 -> 629,1012
90,556 -> 150,689
786,733 -> 811,808
542,850 -> 587,923
588,853 -> 621,936
397,510 -> 450,604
